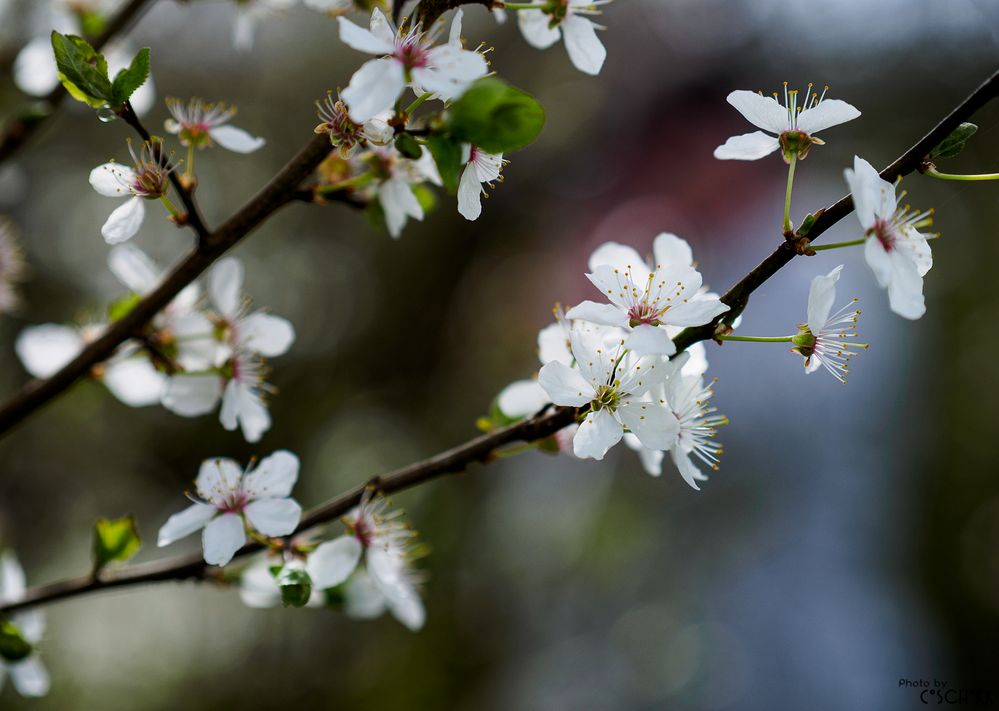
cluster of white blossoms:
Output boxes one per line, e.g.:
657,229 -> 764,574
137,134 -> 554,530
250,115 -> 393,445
157,453 -> 426,630
16,248 -> 295,442
0,551 -> 49,698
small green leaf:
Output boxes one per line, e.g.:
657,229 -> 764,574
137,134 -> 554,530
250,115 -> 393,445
427,133 -> 464,192
51,31 -> 113,108
447,77 -> 545,154
107,292 -> 142,322
111,47 -> 151,105
92,515 -> 141,572
932,122 -> 978,159
411,183 -> 437,213
0,620 -> 33,662
276,566 -> 312,608
78,10 -> 107,38
394,133 -> 423,160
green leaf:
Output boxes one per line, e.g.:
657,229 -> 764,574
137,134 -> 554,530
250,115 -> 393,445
92,515 -> 141,572
276,566 -> 312,608
107,292 -> 142,322
0,620 -> 33,662
51,31 -> 113,108
427,133 -> 464,192
932,122 -> 978,159
111,47 -> 151,105
447,77 -> 545,154
394,133 -> 423,160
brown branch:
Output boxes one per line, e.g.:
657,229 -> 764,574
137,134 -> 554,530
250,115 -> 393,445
671,68 -> 999,353
416,0 -> 497,26
0,0 -> 157,166
0,406 -> 578,614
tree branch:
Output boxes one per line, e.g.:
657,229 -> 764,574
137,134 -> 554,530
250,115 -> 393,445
0,0 -> 157,167
0,406 -> 578,614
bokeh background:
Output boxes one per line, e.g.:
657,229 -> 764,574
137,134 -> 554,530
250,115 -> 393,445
1,0 -> 998,708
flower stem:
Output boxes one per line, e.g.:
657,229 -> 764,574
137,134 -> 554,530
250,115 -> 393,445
719,335 -> 793,343
924,167 -> 999,182
185,143 -> 195,178
160,194 -> 181,217
316,172 -> 374,194
782,153 -> 797,234
404,92 -> 434,115
501,2 -> 545,8
809,237 -> 867,252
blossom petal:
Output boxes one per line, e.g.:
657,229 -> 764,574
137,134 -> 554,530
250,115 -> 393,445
457,162 -> 483,220
243,450 -> 299,499
343,570 -> 388,619
308,536 -> 363,589
103,357 -> 166,407
208,125 -> 265,154
202,513 -> 246,566
517,5 -> 560,49
796,99 -> 861,135
89,163 -> 136,197
157,502 -> 217,546
538,361 -> 594,407
9,655 -> 50,697
232,381 -> 272,443
537,323 -> 572,366
342,58 -> 406,123
239,560 -> 281,608
863,236 -> 893,290
209,257 -> 244,317
101,196 -> 145,244
386,586 -> 426,631
416,46 -> 488,100
624,432 -> 664,476
844,155 -> 886,228
886,249 -> 925,320
379,175 -> 423,238
617,400 -> 679,451
561,15 -> 605,75
670,447 -> 706,490
336,13 -> 395,54
161,374 -> 222,416
240,312 -> 295,357
586,265 -> 638,311
713,131 -> 781,160
725,90 -> 788,134
108,243 -> 159,293
497,379 -> 550,418
664,295 -> 729,327
587,241 -> 648,277
564,300 -> 628,327
623,324 -> 676,355
806,264 -> 843,334
0,551 -> 26,601
244,498 -> 301,537
15,324 -> 84,378
572,409 -> 623,460
652,233 -> 694,268
195,457 -> 244,506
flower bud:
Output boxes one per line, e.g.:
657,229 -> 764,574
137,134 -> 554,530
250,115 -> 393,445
276,564 -> 313,608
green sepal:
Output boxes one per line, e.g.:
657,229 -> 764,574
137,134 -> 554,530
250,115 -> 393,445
92,514 -> 142,572
276,566 -> 313,608
394,133 -> 423,160
0,620 -> 33,662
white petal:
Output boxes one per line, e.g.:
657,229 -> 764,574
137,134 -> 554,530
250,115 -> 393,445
244,498 -> 302,537
209,257 -> 244,317
864,236 -> 893,290
0,551 -> 26,601
101,196 -> 145,244
103,358 -> 166,407
308,536 -> 363,589
587,241 -> 649,277
239,312 -> 295,357
9,656 -> 50,697
457,162 -> 483,220
386,586 -> 426,631
725,90 -> 788,134
89,163 -> 136,198
157,502 -> 217,546
617,400 -> 679,452
497,379 -> 550,418
161,374 -> 222,416
243,450 -> 299,499
564,300 -> 628,327
202,513 -> 246,566
713,131 -> 781,160
652,233 -> 694,268
670,447 -> 705,490
15,324 -> 84,378
586,264 -> 639,311
561,15 -> 605,75
343,570 -> 388,619
342,58 -> 406,123
900,227 -> 933,278
572,409 -> 623,460
379,176 -> 423,238
537,323 -> 572,366
844,155 -> 884,228
518,6 -> 560,49
208,125 -> 265,153
338,12 -> 394,53
796,99 -> 861,135
624,324 -> 676,356
624,433 -> 664,476
239,560 -> 281,608
12,610 -> 44,644
235,382 -> 272,443
664,295 -> 729,327
806,264 -> 843,333
886,250 -> 925,320
196,457 -> 244,506
417,46 -> 488,100
108,243 -> 159,293
13,37 -> 59,97
538,361 -> 594,407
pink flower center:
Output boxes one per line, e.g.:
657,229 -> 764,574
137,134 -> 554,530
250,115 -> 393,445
353,515 -> 375,547
220,491 -> 249,514
395,41 -> 429,70
628,302 -> 661,327
871,218 -> 896,252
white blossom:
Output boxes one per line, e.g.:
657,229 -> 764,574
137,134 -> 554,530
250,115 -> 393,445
516,0 -> 610,76
157,451 -> 303,566
792,265 -> 867,383
457,144 -> 505,221
844,155 -> 933,320
165,98 -> 265,154
89,139 -> 175,244
0,551 -> 50,698
714,83 -> 860,162
338,8 -> 488,122
362,146 -> 442,238
314,91 -> 393,157
566,233 -> 728,356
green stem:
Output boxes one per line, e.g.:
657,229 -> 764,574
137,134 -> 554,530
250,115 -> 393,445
719,335 -> 794,343
809,237 -> 867,252
925,167 -> 999,182
502,2 -> 546,8
185,143 -> 195,178
404,92 -> 434,115
316,172 -> 374,194
160,194 -> 181,217
783,153 -> 797,234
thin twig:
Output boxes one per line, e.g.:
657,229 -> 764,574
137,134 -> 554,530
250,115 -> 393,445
0,406 -> 578,614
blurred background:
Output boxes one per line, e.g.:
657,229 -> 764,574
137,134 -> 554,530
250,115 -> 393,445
1,0 -> 998,708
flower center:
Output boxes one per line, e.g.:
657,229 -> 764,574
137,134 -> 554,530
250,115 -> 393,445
395,40 -> 429,70
628,301 -> 661,328
791,326 -> 817,358
132,164 -> 169,198
220,491 -> 249,514
591,383 -> 621,412
869,219 -> 896,252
